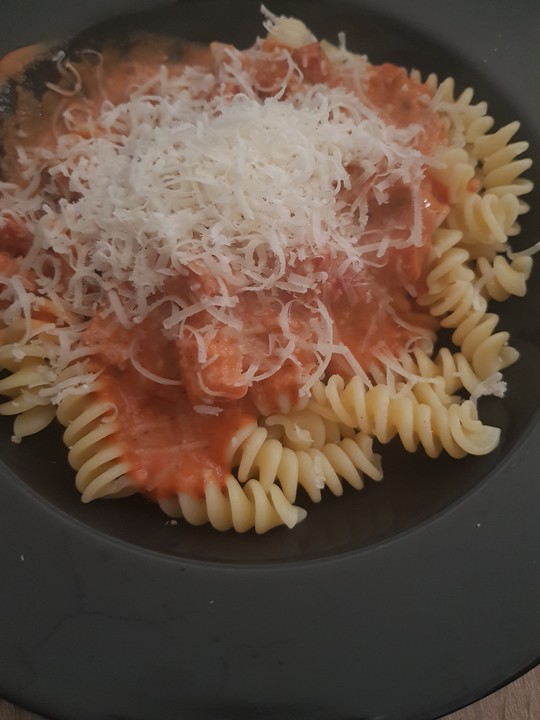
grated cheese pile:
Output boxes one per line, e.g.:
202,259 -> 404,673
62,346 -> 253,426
0,13 -> 439,401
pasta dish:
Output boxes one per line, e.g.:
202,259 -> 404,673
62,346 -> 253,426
0,9 -> 534,532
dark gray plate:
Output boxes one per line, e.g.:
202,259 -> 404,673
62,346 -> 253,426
0,1 -> 539,718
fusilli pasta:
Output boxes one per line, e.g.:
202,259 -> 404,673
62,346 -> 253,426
308,376 -> 501,459
232,422 -> 382,504
56,384 -> 137,502
0,315 -> 58,438
157,476 -> 307,533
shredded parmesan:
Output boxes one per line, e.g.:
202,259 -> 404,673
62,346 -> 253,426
128,343 -> 183,387
0,13 -> 438,401
470,372 -> 507,403
507,241 -> 540,258
194,404 -> 223,416
45,51 -> 83,97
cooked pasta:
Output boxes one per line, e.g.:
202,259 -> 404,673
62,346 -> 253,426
389,347 -> 497,397
0,314 -> 59,437
0,356 -> 56,438
232,421 -> 382,504
0,9 -> 534,532
448,192 -> 522,247
56,384 -> 137,502
473,255 -> 532,301
308,376 -> 500,459
474,121 -> 534,199
157,477 -> 306,533
417,228 -> 520,378
264,408 -> 348,450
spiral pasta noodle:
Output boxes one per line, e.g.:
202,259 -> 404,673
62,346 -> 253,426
432,80 -> 533,272
474,121 -> 534,200
473,255 -> 532,302
0,355 -> 56,438
264,407 -> 351,450
390,346 -> 494,397
55,381 -> 308,533
308,376 -> 501,459
447,192 -> 522,248
418,228 -> 520,379
157,476 -> 307,534
232,422 -> 382,504
56,383 -> 137,502
433,78 -> 492,150
0,314 -> 60,438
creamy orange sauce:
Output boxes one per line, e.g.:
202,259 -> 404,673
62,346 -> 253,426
99,366 -> 254,499
1,35 -> 451,501
83,309 -> 256,498
365,64 -> 447,154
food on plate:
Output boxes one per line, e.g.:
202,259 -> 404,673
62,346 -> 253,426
0,8 -> 534,532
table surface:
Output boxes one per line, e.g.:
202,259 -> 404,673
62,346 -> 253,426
1,663 -> 539,720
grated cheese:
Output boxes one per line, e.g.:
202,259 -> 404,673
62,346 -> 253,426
0,14 -> 436,401
470,372 -> 507,403
194,404 -> 223,416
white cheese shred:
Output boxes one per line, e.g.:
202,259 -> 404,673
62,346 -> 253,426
0,13 -> 436,402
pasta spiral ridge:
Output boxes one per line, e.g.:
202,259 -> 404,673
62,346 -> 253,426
473,120 -> 534,199
157,476 -> 307,534
308,376 -> 501,459
423,228 -> 475,291
233,423 -> 382,504
56,384 -> 137,502
391,346 -> 493,397
420,285 -> 517,378
412,74 -> 495,147
0,316 -> 58,437
431,147 -> 476,205
474,254 -> 533,302
447,192 -> 522,246
0,299 -> 90,437
0,355 -> 56,437
434,78 -> 491,148
419,229 -> 519,378
264,407 -> 352,450
57,385 -> 307,531
432,83 -> 532,258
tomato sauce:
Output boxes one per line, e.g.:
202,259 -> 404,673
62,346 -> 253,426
2,34 -> 450,501
98,364 -> 255,498
0,216 -> 32,257
364,64 -> 447,154
83,310 -> 256,497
